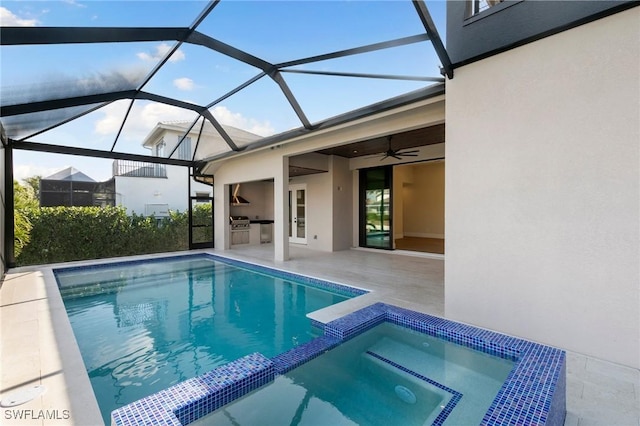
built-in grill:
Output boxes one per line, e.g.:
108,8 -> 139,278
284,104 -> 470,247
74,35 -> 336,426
230,216 -> 250,230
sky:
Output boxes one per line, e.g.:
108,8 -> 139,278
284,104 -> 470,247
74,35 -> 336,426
1,0 -> 447,183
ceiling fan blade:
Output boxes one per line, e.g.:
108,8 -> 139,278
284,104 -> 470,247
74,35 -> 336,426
380,154 -> 389,161
398,150 -> 420,155
391,154 -> 402,160
399,153 -> 419,157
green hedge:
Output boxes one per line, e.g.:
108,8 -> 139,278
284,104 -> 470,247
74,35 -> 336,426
13,181 -> 38,258
15,205 -> 207,266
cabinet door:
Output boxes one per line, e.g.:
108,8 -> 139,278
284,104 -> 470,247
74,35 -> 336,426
231,231 -> 250,245
231,232 -> 240,245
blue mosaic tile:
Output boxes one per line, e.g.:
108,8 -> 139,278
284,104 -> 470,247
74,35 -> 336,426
309,318 -> 325,331
271,335 -> 340,374
324,302 -> 387,340
384,304 -> 522,361
111,353 -> 274,426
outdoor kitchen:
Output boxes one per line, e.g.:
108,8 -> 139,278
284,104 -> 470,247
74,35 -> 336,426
229,180 -> 274,246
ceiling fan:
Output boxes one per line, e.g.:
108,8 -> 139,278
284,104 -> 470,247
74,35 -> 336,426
380,136 -> 420,161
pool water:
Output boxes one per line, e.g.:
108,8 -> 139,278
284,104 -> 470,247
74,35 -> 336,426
198,322 -> 515,425
56,256 -> 351,424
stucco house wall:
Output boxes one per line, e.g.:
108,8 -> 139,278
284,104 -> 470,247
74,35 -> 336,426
115,123 -> 214,217
331,155 -> 353,251
115,165 -> 211,216
445,8 -> 640,368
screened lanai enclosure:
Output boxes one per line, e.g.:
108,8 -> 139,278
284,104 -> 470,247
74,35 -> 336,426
1,0 -> 452,270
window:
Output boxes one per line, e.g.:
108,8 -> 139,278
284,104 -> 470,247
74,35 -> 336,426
471,0 -> 504,16
155,139 -> 166,157
175,137 -> 192,161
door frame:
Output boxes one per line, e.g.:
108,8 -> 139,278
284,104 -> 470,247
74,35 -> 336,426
188,167 -> 214,249
288,183 -> 307,244
359,166 -> 393,250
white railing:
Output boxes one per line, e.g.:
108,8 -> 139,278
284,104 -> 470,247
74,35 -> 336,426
112,160 -> 167,178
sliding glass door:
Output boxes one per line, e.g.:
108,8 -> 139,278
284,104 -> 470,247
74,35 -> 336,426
359,166 -> 392,249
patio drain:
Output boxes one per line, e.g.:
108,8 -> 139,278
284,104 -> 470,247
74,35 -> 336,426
0,385 -> 46,407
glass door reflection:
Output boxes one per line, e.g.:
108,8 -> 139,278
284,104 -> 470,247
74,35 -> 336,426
360,167 -> 392,249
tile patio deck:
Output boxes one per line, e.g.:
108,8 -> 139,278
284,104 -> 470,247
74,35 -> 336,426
1,245 -> 638,425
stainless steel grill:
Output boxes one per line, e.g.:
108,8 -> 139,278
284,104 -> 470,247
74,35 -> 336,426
230,216 -> 250,230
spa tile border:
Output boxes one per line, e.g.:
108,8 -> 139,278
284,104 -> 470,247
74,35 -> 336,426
111,302 -> 565,426
332,303 -> 567,426
111,353 -> 273,426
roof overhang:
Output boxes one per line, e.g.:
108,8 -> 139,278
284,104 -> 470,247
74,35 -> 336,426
201,82 -> 445,165
199,87 -> 446,175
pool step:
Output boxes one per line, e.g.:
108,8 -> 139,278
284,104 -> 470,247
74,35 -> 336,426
58,262 -> 232,298
360,344 -> 451,424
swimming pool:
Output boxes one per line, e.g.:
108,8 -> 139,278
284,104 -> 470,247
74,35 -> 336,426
54,254 -> 365,424
111,302 -> 566,426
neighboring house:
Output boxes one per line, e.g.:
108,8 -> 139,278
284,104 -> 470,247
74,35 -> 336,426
200,2 -> 639,370
113,121 -> 260,217
41,120 -> 253,215
40,167 -> 115,208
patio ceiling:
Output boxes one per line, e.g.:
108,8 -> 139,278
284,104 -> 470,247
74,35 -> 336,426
0,0 -> 451,169
317,123 -> 445,158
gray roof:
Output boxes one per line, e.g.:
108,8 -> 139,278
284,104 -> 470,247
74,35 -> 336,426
44,167 -> 96,182
160,120 -> 262,145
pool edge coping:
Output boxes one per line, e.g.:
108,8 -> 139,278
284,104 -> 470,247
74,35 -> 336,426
0,266 -> 104,426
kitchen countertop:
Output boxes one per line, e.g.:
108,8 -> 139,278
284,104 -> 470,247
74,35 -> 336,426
250,220 -> 274,224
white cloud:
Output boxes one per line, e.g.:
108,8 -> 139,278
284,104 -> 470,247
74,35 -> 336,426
94,101 -> 195,141
0,7 -> 39,26
139,102 -> 194,128
174,77 -> 195,91
211,106 -> 275,137
137,43 -> 185,63
94,102 -> 276,144
14,164 -> 62,182
94,102 -> 127,136
63,0 -> 87,8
